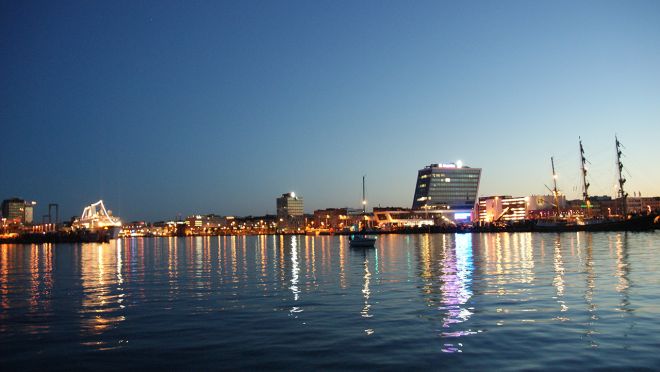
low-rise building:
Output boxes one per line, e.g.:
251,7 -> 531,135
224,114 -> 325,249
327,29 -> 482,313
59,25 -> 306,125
626,196 -> 660,214
312,208 -> 349,229
372,208 -> 433,229
476,194 -> 574,223
476,196 -> 526,223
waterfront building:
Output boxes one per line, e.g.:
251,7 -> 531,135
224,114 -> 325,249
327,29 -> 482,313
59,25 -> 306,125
277,192 -> 304,218
627,196 -> 660,214
565,195 -> 660,217
186,214 -> 227,229
24,203 -> 34,224
476,196 -> 526,223
312,208 -> 349,229
525,194 -> 568,219
411,162 -> 481,221
234,215 -> 278,232
477,194 -> 571,223
121,221 -> 149,237
182,214 -> 282,235
1,198 -> 36,224
372,208 -> 433,229
526,194 -> 567,211
566,195 -> 614,217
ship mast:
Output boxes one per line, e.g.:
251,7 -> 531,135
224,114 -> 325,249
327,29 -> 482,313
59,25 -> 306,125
579,137 -> 592,218
362,175 -> 367,214
615,135 -> 628,215
551,156 -> 561,221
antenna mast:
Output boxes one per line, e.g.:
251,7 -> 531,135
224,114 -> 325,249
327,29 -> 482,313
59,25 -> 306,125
579,137 -> 591,218
615,135 -> 628,215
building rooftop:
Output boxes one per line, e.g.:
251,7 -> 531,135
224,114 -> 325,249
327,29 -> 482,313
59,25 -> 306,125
424,161 -> 477,169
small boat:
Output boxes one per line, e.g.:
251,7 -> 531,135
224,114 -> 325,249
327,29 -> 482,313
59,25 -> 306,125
349,234 -> 376,248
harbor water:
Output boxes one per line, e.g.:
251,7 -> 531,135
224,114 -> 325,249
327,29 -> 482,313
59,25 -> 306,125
1,232 -> 659,370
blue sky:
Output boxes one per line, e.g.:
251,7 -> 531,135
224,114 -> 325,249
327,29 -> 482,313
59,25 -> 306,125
1,0 -> 659,221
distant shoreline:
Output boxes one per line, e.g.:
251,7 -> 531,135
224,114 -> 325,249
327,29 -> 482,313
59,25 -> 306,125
2,224 -> 657,245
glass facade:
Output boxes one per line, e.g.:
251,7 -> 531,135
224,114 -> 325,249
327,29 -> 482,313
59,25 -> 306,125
412,164 -> 481,211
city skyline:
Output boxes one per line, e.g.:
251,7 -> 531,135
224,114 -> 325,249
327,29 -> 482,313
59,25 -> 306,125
2,0 -> 659,221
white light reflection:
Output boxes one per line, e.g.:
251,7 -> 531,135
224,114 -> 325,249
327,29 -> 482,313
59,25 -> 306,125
361,257 -> 372,319
116,240 -> 125,310
440,234 -> 477,353
583,233 -> 598,348
79,242 -> 126,349
289,236 -> 302,315
553,235 -> 569,318
615,233 -> 630,294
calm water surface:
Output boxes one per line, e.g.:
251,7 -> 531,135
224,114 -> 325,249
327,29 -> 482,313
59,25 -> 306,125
1,232 -> 660,370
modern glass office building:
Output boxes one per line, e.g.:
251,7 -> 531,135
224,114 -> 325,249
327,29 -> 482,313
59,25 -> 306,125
411,163 -> 481,221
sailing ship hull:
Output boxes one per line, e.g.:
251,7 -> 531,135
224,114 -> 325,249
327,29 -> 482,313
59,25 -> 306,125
533,214 -> 657,232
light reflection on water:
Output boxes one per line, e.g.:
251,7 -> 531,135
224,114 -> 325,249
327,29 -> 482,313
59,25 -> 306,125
289,236 -> 301,315
79,241 -> 126,350
438,234 -> 475,352
1,232 -> 660,370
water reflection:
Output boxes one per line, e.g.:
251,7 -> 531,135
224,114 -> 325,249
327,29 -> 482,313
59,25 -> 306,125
582,233 -> 598,348
79,242 -> 126,343
0,247 -> 9,324
339,237 -> 347,289
552,235 -> 568,317
613,232 -> 636,349
30,244 -> 53,319
439,234 -> 476,352
3,244 -> 55,335
361,256 -> 372,319
168,236 -> 179,296
289,236 -> 302,315
116,240 -> 125,316
614,233 -> 631,299
415,234 -> 477,353
230,236 -> 238,283
2,232 -> 660,368
480,233 -> 535,299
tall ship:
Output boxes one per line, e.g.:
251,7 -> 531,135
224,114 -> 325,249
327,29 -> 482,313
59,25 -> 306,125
72,200 -> 122,239
534,136 -> 656,232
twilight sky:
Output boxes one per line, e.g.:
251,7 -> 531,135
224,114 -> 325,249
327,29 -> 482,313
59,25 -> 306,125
1,0 -> 659,221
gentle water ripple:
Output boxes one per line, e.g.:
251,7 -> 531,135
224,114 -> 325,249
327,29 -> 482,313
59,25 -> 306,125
1,232 -> 660,370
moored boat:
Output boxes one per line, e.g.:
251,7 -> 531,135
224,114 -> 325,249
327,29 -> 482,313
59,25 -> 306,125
533,136 -> 657,232
534,214 -> 656,232
72,200 -> 122,240
349,235 -> 377,247
350,176 -> 377,247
